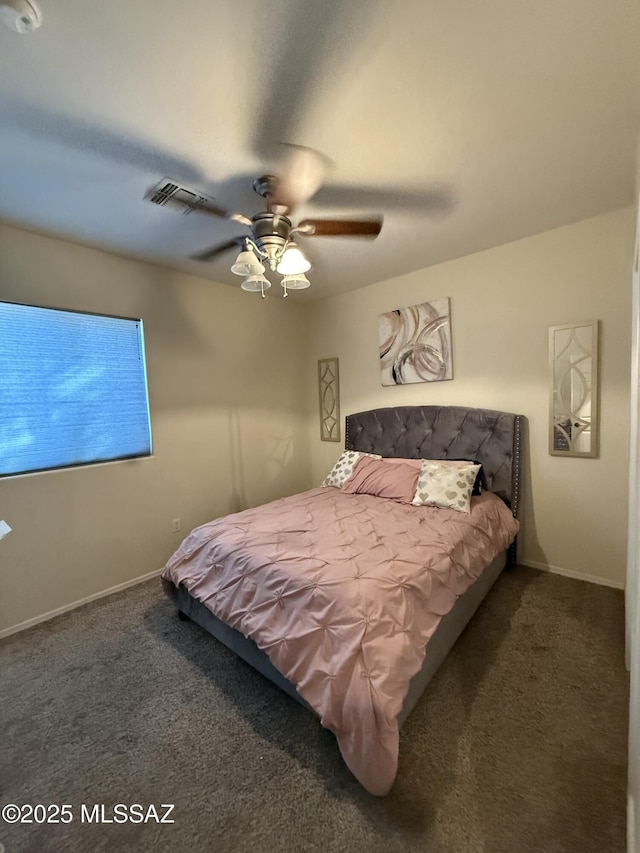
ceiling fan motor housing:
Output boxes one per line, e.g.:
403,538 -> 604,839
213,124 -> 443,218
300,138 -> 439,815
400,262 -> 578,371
251,211 -> 292,267
180,156 -> 382,268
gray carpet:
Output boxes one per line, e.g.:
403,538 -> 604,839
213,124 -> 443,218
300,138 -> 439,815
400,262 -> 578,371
0,566 -> 628,853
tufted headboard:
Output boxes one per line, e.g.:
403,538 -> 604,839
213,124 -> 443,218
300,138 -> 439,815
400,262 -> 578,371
345,405 -> 523,517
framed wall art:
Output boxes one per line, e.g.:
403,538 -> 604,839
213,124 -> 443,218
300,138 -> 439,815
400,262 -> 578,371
318,357 -> 340,442
549,320 -> 599,457
379,298 -> 453,386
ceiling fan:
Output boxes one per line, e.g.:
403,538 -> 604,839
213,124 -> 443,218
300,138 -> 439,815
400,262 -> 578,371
146,146 -> 383,297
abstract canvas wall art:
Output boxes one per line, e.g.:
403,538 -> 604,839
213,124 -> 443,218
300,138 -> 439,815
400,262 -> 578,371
379,298 -> 453,386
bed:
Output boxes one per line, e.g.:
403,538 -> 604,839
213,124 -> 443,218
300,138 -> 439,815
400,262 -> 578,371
161,405 -> 523,795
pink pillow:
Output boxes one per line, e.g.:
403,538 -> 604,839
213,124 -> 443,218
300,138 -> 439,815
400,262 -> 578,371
342,456 -> 420,503
380,457 -> 422,470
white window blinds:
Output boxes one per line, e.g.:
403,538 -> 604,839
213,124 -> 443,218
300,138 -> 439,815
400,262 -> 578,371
0,302 -> 152,476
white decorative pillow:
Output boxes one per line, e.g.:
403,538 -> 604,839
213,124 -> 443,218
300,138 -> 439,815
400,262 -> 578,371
411,460 -> 481,513
322,450 -> 382,488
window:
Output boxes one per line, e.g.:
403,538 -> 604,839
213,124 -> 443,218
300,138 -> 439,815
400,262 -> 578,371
0,301 -> 152,477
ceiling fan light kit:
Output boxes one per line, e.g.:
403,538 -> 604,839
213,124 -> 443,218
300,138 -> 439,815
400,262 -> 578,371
229,228 -> 312,296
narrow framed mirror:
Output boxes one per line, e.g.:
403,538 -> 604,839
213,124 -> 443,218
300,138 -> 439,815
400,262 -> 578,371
549,320 -> 599,457
318,357 -> 341,442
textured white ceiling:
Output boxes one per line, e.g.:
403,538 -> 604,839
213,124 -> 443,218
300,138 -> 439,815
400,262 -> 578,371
0,0 -> 639,299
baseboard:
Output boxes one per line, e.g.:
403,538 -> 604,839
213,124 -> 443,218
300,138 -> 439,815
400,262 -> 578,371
0,568 -> 163,640
1,559 -> 624,639
520,559 -> 625,590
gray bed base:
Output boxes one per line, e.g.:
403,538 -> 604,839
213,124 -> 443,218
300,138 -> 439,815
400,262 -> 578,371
165,552 -> 505,725
165,405 -> 523,727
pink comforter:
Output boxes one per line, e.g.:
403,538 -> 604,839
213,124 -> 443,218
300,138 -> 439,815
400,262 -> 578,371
162,487 -> 518,795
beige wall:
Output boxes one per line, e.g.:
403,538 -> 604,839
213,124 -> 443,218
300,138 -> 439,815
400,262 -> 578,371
1,206 -> 634,635
627,143 -> 640,853
0,224 -> 311,634
307,207 -> 635,587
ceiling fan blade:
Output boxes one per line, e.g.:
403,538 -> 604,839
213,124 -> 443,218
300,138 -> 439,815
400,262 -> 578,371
250,1 -> 385,161
269,144 -> 331,212
145,178 -> 253,226
313,183 -> 454,215
190,238 -> 244,262
296,218 -> 383,238
3,97 -> 203,183
196,203 -> 252,227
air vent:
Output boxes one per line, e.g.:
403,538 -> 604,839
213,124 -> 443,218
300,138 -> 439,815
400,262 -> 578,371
145,178 -> 217,215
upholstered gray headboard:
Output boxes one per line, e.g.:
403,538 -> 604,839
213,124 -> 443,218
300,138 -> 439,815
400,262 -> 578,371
345,405 -> 523,517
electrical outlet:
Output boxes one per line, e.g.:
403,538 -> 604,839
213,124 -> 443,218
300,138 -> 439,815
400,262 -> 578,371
172,518 -> 182,533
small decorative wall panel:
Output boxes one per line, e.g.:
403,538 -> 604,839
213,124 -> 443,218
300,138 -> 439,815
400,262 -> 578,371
318,357 -> 340,442
549,320 -> 599,457
379,298 -> 453,386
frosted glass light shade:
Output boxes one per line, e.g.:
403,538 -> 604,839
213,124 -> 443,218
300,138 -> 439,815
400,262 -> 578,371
240,274 -> 271,293
276,242 -> 311,275
281,274 -> 311,290
231,249 -> 265,276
